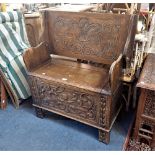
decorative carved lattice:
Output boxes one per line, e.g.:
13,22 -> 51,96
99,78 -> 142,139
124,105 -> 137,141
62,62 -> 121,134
139,119 -> 155,147
141,119 -> 155,133
144,90 -> 155,118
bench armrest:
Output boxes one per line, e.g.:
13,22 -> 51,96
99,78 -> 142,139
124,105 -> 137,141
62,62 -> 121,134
109,54 -> 123,94
23,42 -> 50,72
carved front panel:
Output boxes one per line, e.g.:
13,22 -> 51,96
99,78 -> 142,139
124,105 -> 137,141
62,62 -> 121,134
48,11 -> 130,64
144,90 -> 155,118
28,76 -> 108,128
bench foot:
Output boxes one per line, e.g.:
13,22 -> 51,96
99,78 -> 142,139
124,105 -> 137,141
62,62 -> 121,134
35,107 -> 44,119
98,129 -> 110,144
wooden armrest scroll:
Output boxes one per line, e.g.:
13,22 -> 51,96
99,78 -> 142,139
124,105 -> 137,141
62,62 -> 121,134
23,42 -> 51,72
109,54 -> 123,93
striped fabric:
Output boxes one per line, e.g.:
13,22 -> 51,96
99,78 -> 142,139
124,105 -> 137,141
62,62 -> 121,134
0,11 -> 31,100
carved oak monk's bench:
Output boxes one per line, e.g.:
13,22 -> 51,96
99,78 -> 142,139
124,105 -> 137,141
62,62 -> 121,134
23,11 -> 137,144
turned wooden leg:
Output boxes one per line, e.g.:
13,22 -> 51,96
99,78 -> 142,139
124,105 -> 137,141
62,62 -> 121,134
0,80 -> 7,109
35,107 -> 44,118
98,129 -> 110,144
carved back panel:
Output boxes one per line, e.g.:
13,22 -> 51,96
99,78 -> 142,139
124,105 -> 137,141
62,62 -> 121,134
47,11 -> 131,65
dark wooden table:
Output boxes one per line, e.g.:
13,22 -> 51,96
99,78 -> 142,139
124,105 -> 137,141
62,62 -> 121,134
134,53 -> 155,149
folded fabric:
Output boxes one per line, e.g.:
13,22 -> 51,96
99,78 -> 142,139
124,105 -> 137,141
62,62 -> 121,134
0,11 -> 31,100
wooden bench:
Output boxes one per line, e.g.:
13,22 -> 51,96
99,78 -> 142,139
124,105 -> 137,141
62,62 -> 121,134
23,11 -> 137,144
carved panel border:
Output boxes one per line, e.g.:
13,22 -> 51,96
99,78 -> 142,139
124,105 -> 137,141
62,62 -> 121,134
28,76 -> 108,128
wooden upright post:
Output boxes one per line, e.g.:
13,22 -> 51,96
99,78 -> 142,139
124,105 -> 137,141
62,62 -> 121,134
0,77 -> 7,109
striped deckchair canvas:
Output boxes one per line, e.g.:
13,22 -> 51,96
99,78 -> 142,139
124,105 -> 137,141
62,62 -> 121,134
0,11 -> 31,104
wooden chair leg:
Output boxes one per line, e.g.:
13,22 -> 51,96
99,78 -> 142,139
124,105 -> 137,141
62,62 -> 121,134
98,129 -> 110,144
126,84 -> 132,111
0,80 -> 7,109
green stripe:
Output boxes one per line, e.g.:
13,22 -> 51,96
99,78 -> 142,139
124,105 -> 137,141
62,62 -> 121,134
13,21 -> 28,50
5,67 -> 21,98
9,61 -> 28,98
19,12 -> 29,46
0,64 -> 7,73
17,11 -> 25,43
0,49 -> 9,65
0,12 -> 6,23
0,29 -> 16,58
21,18 -> 30,47
7,11 -> 15,22
8,12 -> 16,31
3,23 -> 26,53
6,65 -> 22,98
17,11 -> 23,19
14,55 -> 29,82
16,21 -> 29,50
